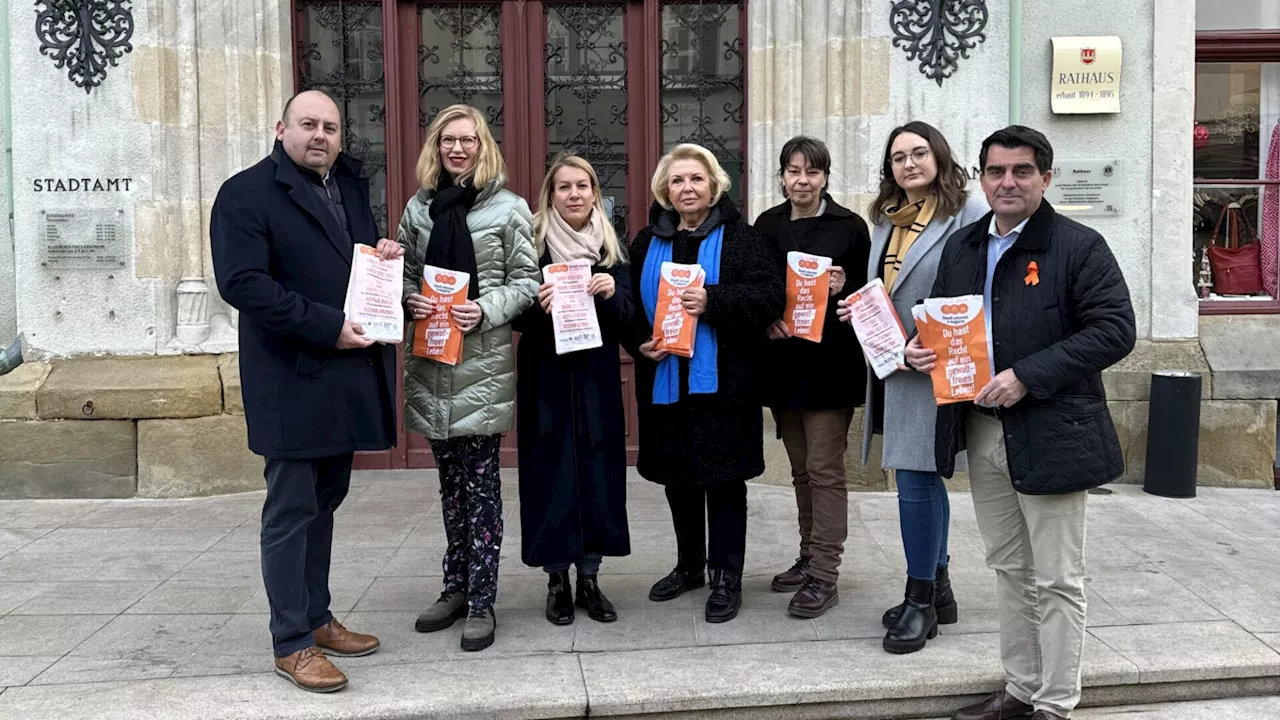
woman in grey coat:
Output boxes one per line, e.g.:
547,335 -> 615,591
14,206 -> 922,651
840,121 -> 988,655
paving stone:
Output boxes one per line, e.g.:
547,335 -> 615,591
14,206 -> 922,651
1083,566 -> 1226,625
0,583 -> 54,616
9,581 -> 158,616
126,579 -> 262,615
0,549 -> 197,582
237,576 -> 375,615
0,529 -> 51,558
0,615 -> 114,656
0,655 -> 589,719
351,576 -> 434,613
0,657 -> 59,686
19,527 -> 230,554
136,415 -> 263,498
0,500 -> 101,529
0,421 -> 136,499
37,356 -> 222,420
32,614 -> 233,685
693,607 -> 819,646
572,605 -> 697,653
1089,620 -> 1280,683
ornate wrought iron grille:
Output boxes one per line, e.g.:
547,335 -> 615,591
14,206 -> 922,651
419,3 -> 504,142
889,0 -> 989,87
659,1 -> 745,206
544,4 -> 629,240
296,0 -> 389,234
34,0 -> 136,94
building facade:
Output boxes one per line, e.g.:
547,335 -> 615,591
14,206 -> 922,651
0,0 -> 1276,497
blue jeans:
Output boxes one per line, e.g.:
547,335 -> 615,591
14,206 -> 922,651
895,470 -> 950,581
545,553 -> 602,576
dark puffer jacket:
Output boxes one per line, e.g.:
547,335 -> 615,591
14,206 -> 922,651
930,201 -> 1136,495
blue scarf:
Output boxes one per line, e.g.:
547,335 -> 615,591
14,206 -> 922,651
640,225 -> 723,405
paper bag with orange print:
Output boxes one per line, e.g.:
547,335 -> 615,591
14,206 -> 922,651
411,264 -> 470,365
911,295 -> 992,405
783,251 -> 832,342
652,261 -> 705,358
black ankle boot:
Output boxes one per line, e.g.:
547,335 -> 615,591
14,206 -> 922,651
705,569 -> 742,623
575,572 -> 618,623
881,561 -> 958,628
545,570 -> 574,625
883,577 -> 938,654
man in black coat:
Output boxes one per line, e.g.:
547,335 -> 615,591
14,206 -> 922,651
906,126 -> 1135,720
210,90 -> 400,693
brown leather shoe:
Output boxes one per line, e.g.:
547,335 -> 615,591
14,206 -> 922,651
274,646 -> 347,693
771,557 -> 810,592
953,691 -> 1034,720
787,576 -> 838,618
314,618 -> 380,658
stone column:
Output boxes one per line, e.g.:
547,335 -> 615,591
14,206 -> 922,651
134,0 -> 290,353
747,0 -> 884,218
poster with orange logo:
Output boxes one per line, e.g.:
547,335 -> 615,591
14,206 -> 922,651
411,264 -> 470,365
846,278 -> 907,379
544,259 -> 603,355
652,261 -> 704,358
342,245 -> 405,343
911,295 -> 992,405
784,251 -> 832,342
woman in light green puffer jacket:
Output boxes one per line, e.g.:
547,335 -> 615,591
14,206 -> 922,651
398,105 -> 538,653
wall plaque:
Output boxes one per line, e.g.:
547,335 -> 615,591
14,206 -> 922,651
1045,160 -> 1123,216
39,208 -> 130,269
1051,36 -> 1122,114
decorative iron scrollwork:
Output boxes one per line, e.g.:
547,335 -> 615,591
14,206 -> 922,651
34,0 -> 135,94
660,1 -> 745,206
297,0 -> 388,234
889,0 -> 989,87
419,3 -> 503,135
545,4 -> 628,238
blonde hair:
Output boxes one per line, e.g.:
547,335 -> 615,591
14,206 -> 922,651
651,143 -> 731,210
416,104 -> 506,191
532,153 -> 624,268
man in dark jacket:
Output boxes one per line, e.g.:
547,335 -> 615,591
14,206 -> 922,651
906,126 -> 1135,720
210,90 -> 400,693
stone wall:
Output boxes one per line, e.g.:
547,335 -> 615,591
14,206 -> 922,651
8,0 -> 289,359
0,353 -> 261,499
0,6 -> 14,344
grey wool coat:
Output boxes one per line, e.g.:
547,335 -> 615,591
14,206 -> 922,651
398,176 -> 539,440
860,194 -> 990,472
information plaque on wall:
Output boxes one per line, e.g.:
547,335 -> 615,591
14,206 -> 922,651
39,208 -> 130,270
1045,160 -> 1123,216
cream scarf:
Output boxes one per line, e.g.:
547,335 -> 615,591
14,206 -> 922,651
545,207 -> 604,265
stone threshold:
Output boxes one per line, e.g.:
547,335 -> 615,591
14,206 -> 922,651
1,628 -> 1276,719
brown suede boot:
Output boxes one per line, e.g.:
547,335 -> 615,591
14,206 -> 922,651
314,618 -> 380,657
274,646 -> 347,693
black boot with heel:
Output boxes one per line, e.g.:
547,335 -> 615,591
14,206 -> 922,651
545,570 -> 574,625
882,562 -> 958,628
883,577 -> 938,654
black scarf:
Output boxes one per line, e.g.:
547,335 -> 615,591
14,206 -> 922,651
424,172 -> 482,300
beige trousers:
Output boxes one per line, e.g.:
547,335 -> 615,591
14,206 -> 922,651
778,409 -> 852,583
966,411 -> 1089,718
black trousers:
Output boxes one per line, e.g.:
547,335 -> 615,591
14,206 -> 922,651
261,453 -> 353,658
665,483 -> 748,574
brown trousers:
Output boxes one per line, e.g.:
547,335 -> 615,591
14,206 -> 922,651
778,409 -> 852,583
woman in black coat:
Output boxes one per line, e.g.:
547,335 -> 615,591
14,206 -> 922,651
626,143 -> 785,624
755,136 -> 871,621
514,153 -> 632,627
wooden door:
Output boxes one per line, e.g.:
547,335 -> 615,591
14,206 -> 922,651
291,0 -> 747,469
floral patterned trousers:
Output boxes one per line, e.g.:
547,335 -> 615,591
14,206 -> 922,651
429,434 -> 504,613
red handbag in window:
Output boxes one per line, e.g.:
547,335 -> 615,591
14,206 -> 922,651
1208,202 -> 1265,296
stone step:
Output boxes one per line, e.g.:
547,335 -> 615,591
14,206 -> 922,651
1,629 -> 1276,719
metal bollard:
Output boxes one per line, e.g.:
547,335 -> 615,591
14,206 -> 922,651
1143,371 -> 1203,499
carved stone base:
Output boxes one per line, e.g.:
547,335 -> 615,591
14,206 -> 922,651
174,277 -> 211,346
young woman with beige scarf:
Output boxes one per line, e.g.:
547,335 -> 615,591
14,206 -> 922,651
513,153 -> 633,627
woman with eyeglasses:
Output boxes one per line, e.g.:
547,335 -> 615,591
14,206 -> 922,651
399,104 -> 538,652
838,121 -> 988,654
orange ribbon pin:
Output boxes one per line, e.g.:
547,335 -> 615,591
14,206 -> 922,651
1025,261 -> 1040,286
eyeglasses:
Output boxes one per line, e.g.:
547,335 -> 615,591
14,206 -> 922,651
440,135 -> 478,150
890,148 -> 931,167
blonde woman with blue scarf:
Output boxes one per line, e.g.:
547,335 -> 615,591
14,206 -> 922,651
625,144 -> 783,624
